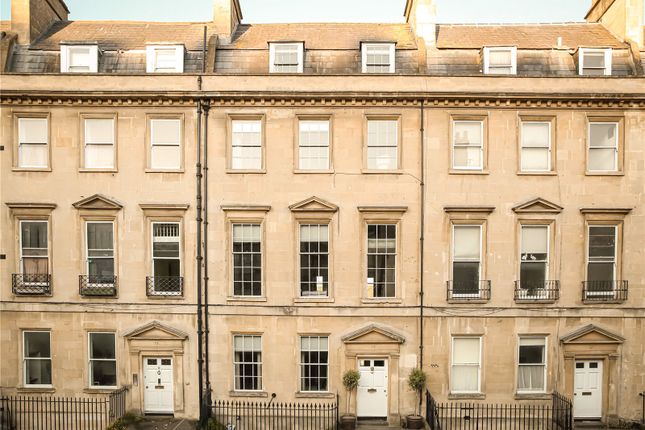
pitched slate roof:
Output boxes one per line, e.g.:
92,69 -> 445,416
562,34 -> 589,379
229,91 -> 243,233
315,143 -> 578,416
436,23 -> 628,49
31,21 -> 216,51
223,23 -> 418,50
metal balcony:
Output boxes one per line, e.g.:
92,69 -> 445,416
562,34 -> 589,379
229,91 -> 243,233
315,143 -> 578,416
146,276 -> 183,297
446,280 -> 491,301
12,274 -> 52,295
582,280 -> 628,302
79,275 -> 117,297
514,280 -> 560,302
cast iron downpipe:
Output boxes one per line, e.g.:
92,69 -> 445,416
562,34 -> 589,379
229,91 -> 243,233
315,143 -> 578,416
195,97 -> 206,426
203,99 -> 212,409
419,99 -> 426,410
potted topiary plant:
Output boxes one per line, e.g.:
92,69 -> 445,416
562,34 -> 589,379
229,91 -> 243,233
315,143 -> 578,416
340,370 -> 360,430
406,368 -> 427,429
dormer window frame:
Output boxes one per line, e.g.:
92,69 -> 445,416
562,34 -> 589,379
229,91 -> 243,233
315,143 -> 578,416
269,42 -> 304,74
482,46 -> 517,75
578,47 -> 612,76
146,44 -> 185,74
361,42 -> 396,74
60,43 -> 99,73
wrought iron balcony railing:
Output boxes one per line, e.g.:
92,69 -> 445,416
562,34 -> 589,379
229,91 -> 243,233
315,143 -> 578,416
146,276 -> 183,297
79,275 -> 117,297
582,280 -> 628,302
12,274 -> 52,295
446,280 -> 491,301
514,280 -> 560,302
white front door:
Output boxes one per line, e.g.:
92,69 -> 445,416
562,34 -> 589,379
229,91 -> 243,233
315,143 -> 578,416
144,357 -> 174,414
574,360 -> 603,419
357,358 -> 388,418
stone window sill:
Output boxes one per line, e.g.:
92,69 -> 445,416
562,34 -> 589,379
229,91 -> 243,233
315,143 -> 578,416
229,391 -> 268,398
17,386 -> 56,393
448,393 -> 485,400
361,298 -> 402,305
514,393 -> 551,400
295,392 -> 335,399
227,296 -> 268,303
294,297 -> 335,304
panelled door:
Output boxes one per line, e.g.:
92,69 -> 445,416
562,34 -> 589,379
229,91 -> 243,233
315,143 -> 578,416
143,357 -> 174,414
357,358 -> 388,418
573,360 -> 603,419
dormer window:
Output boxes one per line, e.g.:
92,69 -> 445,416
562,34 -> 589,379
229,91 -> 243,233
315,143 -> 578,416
60,44 -> 99,73
362,43 -> 395,73
579,48 -> 612,76
483,46 -> 516,75
269,42 -> 304,73
146,45 -> 185,73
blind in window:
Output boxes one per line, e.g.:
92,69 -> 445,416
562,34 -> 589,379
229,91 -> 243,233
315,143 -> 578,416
453,338 -> 480,364
453,226 -> 480,260
521,226 -> 548,254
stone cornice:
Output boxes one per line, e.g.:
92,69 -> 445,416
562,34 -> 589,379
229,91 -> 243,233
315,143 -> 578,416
1,92 -> 645,109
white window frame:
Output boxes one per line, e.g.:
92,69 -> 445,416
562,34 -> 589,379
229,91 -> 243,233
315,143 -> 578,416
17,117 -> 49,169
146,45 -> 185,73
450,336 -> 482,394
299,335 -> 329,393
451,224 -> 482,298
586,225 -> 617,295
230,119 -> 263,171
85,221 -> 115,284
299,224 -> 330,297
23,330 -> 52,388
366,223 -> 397,298
231,223 -> 263,297
233,334 -> 263,392
520,121 -> 552,172
88,332 -> 117,389
19,220 -> 50,280
452,120 -> 484,170
483,46 -> 517,75
587,121 -> 619,173
578,48 -> 612,76
83,117 -> 116,170
60,44 -> 99,73
517,336 -> 547,394
361,43 -> 396,73
519,225 -> 550,291
151,222 -> 182,277
298,119 -> 330,171
149,118 -> 182,171
269,42 -> 304,73
366,118 -> 399,170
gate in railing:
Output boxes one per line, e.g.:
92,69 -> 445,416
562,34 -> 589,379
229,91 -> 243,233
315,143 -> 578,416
426,390 -> 573,430
0,387 -> 128,430
211,396 -> 339,430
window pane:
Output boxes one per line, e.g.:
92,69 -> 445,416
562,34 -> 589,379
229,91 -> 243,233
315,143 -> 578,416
90,333 -> 115,359
588,148 -> 616,171
590,123 -> 617,148
521,148 -> 550,171
69,47 -> 90,67
88,223 -> 113,251
91,360 -> 117,386
520,262 -> 547,287
584,52 -> 605,68
233,224 -> 262,296
151,145 -> 180,170
21,222 -> 48,251
488,49 -> 512,66
521,226 -> 548,255
454,147 -> 481,168
518,365 -> 544,391
587,263 -> 614,283
24,332 -> 50,358
231,147 -> 262,170
154,259 -> 180,277
234,335 -> 262,391
89,258 -> 114,277
155,49 -> 177,70
367,146 -> 397,170
451,365 -> 478,391
299,120 -> 329,170
519,344 -> 544,364
25,359 -> 52,385
85,119 -> 114,144
367,224 -> 396,298
151,119 -> 181,144
19,118 -> 48,143
453,226 -> 480,259
19,144 -> 49,168
453,338 -> 479,364
454,122 -> 482,145
588,226 -> 615,259
85,144 -> 115,169
522,123 -> 550,148
453,262 -> 480,293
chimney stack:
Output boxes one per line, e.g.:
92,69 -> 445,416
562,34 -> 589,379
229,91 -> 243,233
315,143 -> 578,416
405,0 -> 437,46
11,0 -> 69,45
585,0 -> 644,47
213,0 -> 242,44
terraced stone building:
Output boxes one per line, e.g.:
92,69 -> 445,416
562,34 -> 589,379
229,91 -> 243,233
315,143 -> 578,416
1,0 -> 644,426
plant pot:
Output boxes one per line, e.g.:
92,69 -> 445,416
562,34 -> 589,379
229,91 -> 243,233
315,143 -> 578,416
340,414 -> 357,430
406,414 -> 425,429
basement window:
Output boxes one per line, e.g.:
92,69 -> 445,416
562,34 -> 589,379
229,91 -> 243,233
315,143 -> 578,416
362,43 -> 396,73
146,45 -> 185,73
483,46 -> 517,75
578,48 -> 612,76
60,44 -> 99,73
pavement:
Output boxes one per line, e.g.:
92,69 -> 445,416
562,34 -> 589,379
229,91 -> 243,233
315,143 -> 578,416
126,417 -> 197,430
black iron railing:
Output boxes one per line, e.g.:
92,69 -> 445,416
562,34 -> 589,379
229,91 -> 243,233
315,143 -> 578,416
146,276 -> 183,297
514,280 -> 560,302
79,275 -> 117,297
211,396 -> 339,430
0,387 -> 128,430
582,280 -> 628,302
12,274 -> 51,295
447,280 -> 491,301
425,390 -> 573,430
